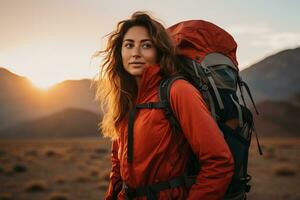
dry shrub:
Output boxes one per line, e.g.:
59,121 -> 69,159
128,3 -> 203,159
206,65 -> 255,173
99,170 -> 110,182
55,176 -> 67,184
4,166 -> 14,176
74,174 -> 90,183
25,157 -> 34,163
77,163 -> 87,171
24,180 -> 48,192
5,182 -> 17,189
47,192 -> 69,200
94,147 -> 108,154
90,168 -> 99,177
278,144 -> 293,149
90,154 -> 102,160
24,149 -> 39,157
278,157 -> 290,162
96,182 -> 108,191
272,163 -> 297,176
62,155 -> 75,163
85,159 -> 93,165
0,157 -> 10,164
263,147 -> 275,159
43,148 -> 64,158
104,154 -> 111,162
0,165 -> 3,173
0,150 -> 6,157
0,192 -> 13,200
14,153 -> 24,162
13,163 -> 27,173
58,188 -> 69,193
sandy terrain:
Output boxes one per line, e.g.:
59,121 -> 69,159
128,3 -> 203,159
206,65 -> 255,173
0,137 -> 299,200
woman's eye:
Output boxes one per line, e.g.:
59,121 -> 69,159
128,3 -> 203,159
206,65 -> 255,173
124,43 -> 133,48
142,43 -> 152,49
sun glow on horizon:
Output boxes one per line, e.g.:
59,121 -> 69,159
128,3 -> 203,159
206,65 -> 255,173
29,78 -> 59,90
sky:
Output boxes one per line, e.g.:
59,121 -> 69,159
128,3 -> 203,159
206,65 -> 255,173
1,0 -> 300,88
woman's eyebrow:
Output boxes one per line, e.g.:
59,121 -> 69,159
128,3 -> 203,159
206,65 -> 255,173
123,39 -> 152,42
140,39 -> 152,42
123,39 -> 134,42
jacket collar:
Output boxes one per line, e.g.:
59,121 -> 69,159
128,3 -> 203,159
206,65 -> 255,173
136,65 -> 162,102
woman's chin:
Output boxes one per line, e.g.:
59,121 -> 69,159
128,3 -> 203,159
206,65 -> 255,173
129,69 -> 145,77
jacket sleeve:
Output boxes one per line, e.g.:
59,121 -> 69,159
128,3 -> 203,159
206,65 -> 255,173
105,139 -> 122,200
169,79 -> 234,200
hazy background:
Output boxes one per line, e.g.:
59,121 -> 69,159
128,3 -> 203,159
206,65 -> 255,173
0,1 -> 299,200
1,0 -> 300,88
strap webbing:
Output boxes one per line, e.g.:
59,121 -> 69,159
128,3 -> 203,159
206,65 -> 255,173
123,175 -> 195,200
252,123 -> 263,155
191,60 -> 217,120
241,81 -> 259,115
127,107 -> 136,163
207,92 -> 217,121
200,61 -> 224,110
208,75 -> 225,109
127,102 -> 167,163
158,76 -> 185,134
230,94 -> 243,128
136,102 -> 166,109
238,76 -> 247,107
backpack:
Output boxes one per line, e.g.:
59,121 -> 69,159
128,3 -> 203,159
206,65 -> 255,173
125,20 -> 263,200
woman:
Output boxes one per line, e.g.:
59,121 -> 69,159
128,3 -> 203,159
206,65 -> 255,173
96,12 -> 234,200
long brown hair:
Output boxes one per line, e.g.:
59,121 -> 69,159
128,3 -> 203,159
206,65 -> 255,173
95,11 -> 178,139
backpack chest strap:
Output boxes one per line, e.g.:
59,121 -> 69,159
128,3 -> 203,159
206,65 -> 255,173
127,102 -> 166,163
136,102 -> 166,109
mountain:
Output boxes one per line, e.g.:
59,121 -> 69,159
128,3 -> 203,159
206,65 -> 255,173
0,67 -> 100,130
47,79 -> 98,112
0,108 -> 101,138
240,47 -> 300,102
252,94 -> 300,137
0,67 -> 44,129
2,47 -> 300,138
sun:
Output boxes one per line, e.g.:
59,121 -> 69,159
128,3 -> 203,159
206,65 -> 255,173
29,78 -> 57,90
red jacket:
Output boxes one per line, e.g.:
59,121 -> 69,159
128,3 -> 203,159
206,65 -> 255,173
105,65 -> 234,200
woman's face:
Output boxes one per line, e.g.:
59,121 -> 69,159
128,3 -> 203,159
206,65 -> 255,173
121,26 -> 158,77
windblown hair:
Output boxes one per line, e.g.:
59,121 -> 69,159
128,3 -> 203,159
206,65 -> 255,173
95,11 -> 178,139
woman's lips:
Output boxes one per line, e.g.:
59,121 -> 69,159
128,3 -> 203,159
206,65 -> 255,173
129,62 -> 145,64
129,62 -> 145,67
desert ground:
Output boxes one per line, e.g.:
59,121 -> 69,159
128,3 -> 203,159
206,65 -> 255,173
0,137 -> 299,200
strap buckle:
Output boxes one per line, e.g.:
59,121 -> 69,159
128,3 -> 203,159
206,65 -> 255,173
147,102 -> 154,109
240,175 -> 251,183
201,84 -> 209,91
203,67 -> 211,75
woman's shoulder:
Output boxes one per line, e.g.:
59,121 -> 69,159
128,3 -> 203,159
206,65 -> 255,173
168,77 -> 207,107
169,78 -> 200,97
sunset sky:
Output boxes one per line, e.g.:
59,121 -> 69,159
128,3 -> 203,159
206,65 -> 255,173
1,0 -> 300,88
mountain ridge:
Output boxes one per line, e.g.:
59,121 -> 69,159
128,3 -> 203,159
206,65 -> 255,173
1,47 -> 299,138
240,47 -> 300,102
0,68 -> 99,130
0,108 -> 101,139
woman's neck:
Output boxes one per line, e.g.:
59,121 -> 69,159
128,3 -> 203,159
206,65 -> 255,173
135,77 -> 141,89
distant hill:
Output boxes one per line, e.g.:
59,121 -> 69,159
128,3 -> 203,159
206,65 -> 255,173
47,79 -> 98,112
0,108 -> 101,139
0,67 -> 100,130
0,67 -> 43,129
240,47 -> 300,102
252,94 -> 300,137
1,47 -> 300,138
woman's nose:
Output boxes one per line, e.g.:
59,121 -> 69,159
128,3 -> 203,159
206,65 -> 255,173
132,46 -> 141,57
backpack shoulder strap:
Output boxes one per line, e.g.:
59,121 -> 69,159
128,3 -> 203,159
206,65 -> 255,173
158,75 -> 186,134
